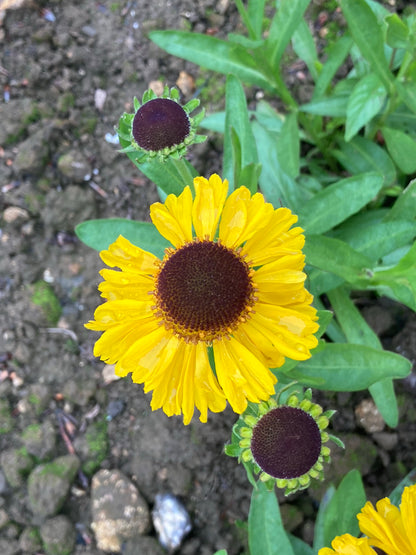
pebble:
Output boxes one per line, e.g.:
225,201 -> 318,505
354,398 -> 385,433
102,364 -> 121,384
94,88 -> 107,111
40,515 -> 76,555
91,469 -> 151,552
152,493 -> 191,551
3,206 -> 29,223
27,455 -> 80,519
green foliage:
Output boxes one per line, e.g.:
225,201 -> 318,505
314,470 -> 366,551
79,2 -> 416,553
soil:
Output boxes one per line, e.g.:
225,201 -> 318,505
0,1 -> 415,554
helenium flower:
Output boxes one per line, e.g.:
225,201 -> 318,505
117,87 -> 206,162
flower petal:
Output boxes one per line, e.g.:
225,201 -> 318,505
213,337 -> 276,414
150,186 -> 193,247
219,188 -> 275,248
192,174 -> 228,240
100,235 -> 158,272
98,269 -> 154,300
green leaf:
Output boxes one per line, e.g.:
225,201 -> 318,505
224,75 -> 258,191
384,178 -> 416,222
234,0 -> 266,40
289,343 -> 411,390
75,219 -> 169,258
298,173 -> 383,234
369,379 -> 399,428
396,81 -> 416,115
304,235 -> 373,286
382,126 -> 416,174
314,36 -> 353,98
201,111 -> 226,133
149,30 -> 275,92
314,486 -> 336,552
266,0 -> 311,70
248,0 -> 266,39
334,136 -> 396,186
327,286 -> 398,427
287,534 -> 315,555
292,18 -> 319,81
212,551 -> 228,555
385,13 -> 409,49
369,242 -> 416,310
389,469 -> 416,507
251,120 -> 305,210
345,74 -> 387,141
300,95 -> 348,117
239,162 -> 263,192
318,470 -> 366,550
316,310 -> 334,339
327,286 -> 381,349
308,268 -> 345,297
333,213 -> 416,262
248,482 -> 294,555
340,0 -> 394,90
276,112 -> 300,178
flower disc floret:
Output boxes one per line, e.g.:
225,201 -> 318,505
86,175 -> 319,424
226,389 -> 336,495
132,98 -> 190,151
154,240 -> 255,342
251,406 -> 322,479
117,86 -> 206,162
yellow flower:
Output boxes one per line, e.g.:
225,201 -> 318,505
319,534 -> 376,555
357,484 -> 416,555
86,174 -> 318,424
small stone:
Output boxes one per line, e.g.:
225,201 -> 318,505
81,25 -> 97,37
176,71 -> 195,96
74,419 -> 108,476
148,80 -> 165,96
0,470 -> 7,493
62,378 -> 96,406
57,150 -> 90,183
3,206 -> 29,223
0,447 -> 35,488
102,364 -> 121,385
94,88 -> 107,111
18,526 -> 42,553
0,538 -> 19,555
91,469 -> 151,553
27,384 -> 51,415
373,431 -> 399,451
0,398 -> 13,434
21,420 -> 56,460
13,126 -> 51,175
41,185 -> 96,231
0,508 -> 9,529
355,399 -> 385,433
152,493 -> 191,551
40,515 -> 76,555
27,455 -> 80,519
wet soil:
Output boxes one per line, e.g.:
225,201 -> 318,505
0,1 -> 415,554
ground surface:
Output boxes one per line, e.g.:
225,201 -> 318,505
0,1 -> 415,554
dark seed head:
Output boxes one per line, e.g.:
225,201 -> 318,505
156,241 -> 253,337
132,98 -> 190,151
251,406 -> 322,479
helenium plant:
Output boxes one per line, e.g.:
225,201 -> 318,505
76,0 -> 416,553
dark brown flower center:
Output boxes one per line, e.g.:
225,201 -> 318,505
155,241 -> 254,341
132,98 -> 190,151
251,406 -> 322,479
